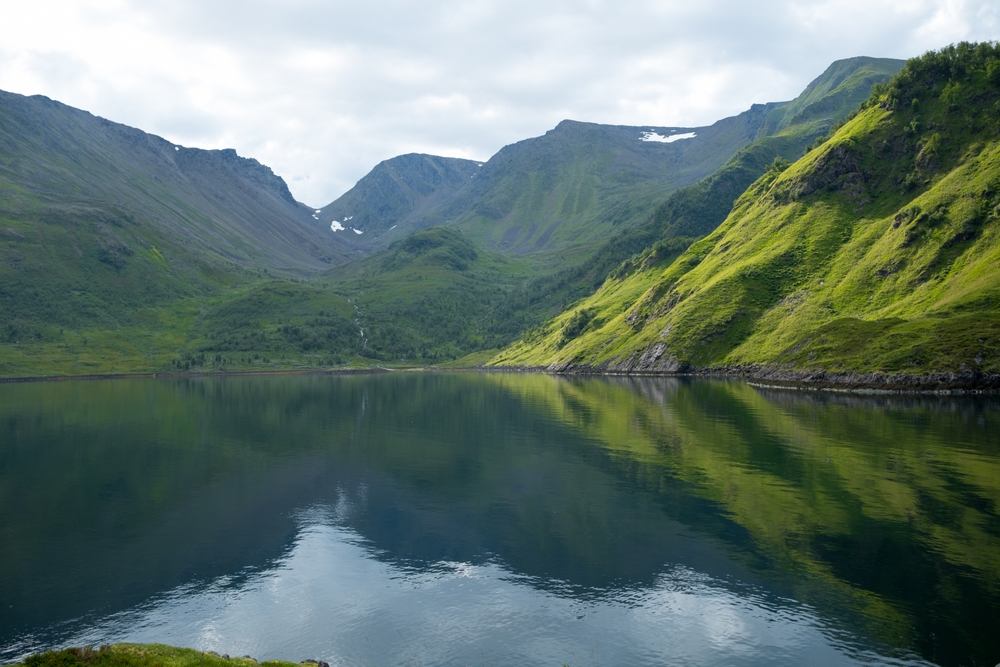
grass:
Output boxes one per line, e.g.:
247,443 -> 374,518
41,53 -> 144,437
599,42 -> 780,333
10,645 -> 301,667
438,348 -> 503,367
495,43 -> 1000,377
484,58 -> 903,342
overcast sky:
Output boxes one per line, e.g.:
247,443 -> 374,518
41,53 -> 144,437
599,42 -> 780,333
1,1 -> 997,206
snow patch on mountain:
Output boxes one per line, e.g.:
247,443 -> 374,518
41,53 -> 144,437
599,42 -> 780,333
641,131 -> 696,143
330,216 -> 355,233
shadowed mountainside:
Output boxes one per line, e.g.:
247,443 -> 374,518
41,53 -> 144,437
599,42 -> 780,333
0,91 -> 354,274
318,108 -> 784,258
316,58 -> 903,268
316,153 -> 482,243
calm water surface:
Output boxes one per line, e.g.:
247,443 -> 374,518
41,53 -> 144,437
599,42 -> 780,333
1,373 -> 998,666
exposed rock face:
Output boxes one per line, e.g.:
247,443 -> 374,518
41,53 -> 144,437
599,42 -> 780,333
545,343 -> 691,375
534,345 -> 999,393
736,366 -> 1000,393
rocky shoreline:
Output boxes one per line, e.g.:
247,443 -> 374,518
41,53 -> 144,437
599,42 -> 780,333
1,357 -> 996,394
491,341 -> 1000,394
0,367 -> 390,384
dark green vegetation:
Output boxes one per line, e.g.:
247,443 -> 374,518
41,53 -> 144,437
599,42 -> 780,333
495,44 -> 1000,382
0,91 -> 350,273
15,645 -> 298,667
0,90 -> 361,376
2,375 -> 998,665
0,56 -> 902,377
324,226 -> 535,360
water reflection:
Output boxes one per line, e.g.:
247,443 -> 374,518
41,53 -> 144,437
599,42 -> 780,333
0,373 -> 996,666
48,512 -> 929,667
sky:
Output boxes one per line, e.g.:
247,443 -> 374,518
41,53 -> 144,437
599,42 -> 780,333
1,1 -> 998,207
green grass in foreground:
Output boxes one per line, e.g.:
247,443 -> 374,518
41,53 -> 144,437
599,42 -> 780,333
9,644 -> 582,667
11,644 -> 300,667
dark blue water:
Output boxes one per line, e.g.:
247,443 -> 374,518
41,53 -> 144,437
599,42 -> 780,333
1,373 -> 997,666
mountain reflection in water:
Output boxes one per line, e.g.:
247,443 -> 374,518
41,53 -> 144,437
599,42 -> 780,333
1,374 -> 996,666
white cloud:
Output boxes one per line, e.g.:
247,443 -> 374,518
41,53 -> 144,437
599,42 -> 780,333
0,0 -> 997,206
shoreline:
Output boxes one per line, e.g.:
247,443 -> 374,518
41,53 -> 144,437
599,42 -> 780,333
1,363 -> 997,395
0,367 -> 391,385
472,363 -> 1000,395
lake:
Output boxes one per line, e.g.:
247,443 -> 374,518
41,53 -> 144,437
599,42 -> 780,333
0,373 -> 998,666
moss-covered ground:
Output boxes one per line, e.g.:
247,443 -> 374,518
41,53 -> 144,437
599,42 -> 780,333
9,645 -> 300,667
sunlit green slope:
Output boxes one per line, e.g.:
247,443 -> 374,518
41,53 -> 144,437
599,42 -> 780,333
489,57 -> 903,330
494,44 -> 1000,381
13,644 -> 300,667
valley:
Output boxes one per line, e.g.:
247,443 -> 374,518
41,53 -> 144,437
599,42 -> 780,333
7,47 -> 994,387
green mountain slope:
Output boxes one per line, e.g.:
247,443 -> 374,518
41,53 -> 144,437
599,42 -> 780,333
0,91 -> 352,273
321,106 -> 787,258
484,57 -> 903,334
320,57 -> 902,268
0,90 -> 364,377
493,44 -> 1000,385
449,112 -> 783,255
323,227 -> 533,361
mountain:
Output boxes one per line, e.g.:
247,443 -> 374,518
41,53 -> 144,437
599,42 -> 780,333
480,57 -> 904,333
315,153 -> 482,246
492,43 -> 1000,387
319,61 -> 903,368
0,90 -> 363,376
317,57 -> 903,266
319,106 -> 787,258
758,56 -> 909,135
0,54 -> 918,379
0,91 -> 352,274
447,112 -> 783,255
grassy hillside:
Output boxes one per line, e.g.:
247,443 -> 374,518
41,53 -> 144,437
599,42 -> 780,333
320,107 -> 790,260
0,91 -> 351,274
13,644 -> 300,667
0,90 -> 373,377
485,57 -> 903,334
449,112 -> 783,257
318,57 -> 902,270
0,278 -> 369,377
0,56 -> 910,378
323,227 -> 535,361
493,43 -> 1000,382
